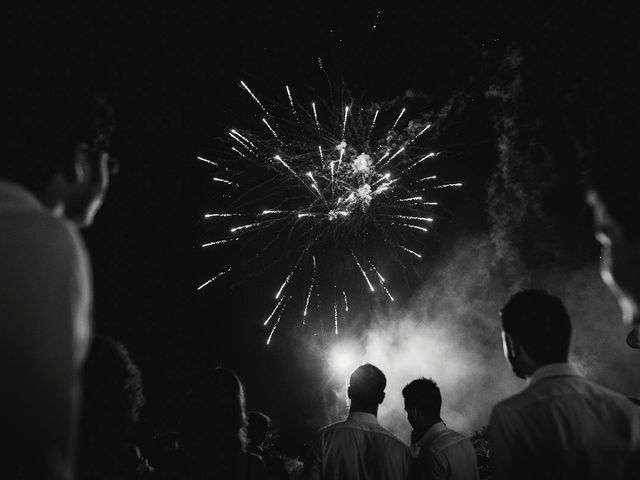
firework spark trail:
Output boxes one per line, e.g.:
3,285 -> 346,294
213,177 -> 238,186
264,296 -> 286,326
312,102 -> 320,131
266,315 -> 281,345
393,215 -> 434,222
435,183 -> 463,189
285,85 -> 301,126
370,263 -> 386,283
342,106 -> 350,138
399,245 -> 423,258
204,213 -> 242,218
399,196 -> 423,202
303,256 -> 317,321
407,123 -> 432,145
273,155 -> 297,176
240,80 -> 269,114
318,146 -> 324,161
230,222 -> 267,233
229,131 -> 253,151
334,301 -> 339,334
197,268 -> 231,290
384,146 -> 405,165
352,252 -> 375,292
262,118 -> 281,141
231,147 -> 247,158
381,283 -> 395,301
368,109 -> 380,139
197,156 -> 218,166
343,290 -> 349,312
275,266 -> 296,299
399,223 -> 429,233
390,107 -> 406,131
230,130 -> 257,149
417,175 -> 438,183
202,238 -> 237,248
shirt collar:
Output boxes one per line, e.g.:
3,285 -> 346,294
0,179 -> 43,213
414,420 -> 446,451
528,362 -> 581,386
347,411 -> 379,425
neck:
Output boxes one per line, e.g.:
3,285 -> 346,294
413,417 -> 441,438
349,402 -> 378,417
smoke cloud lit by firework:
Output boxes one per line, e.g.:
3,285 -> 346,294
317,237 -> 640,443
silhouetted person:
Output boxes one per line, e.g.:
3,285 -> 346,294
247,411 -> 289,480
402,378 -> 478,480
586,108 -> 640,349
303,363 -> 411,480
172,367 -> 266,480
78,336 -> 149,480
0,79 -> 116,479
489,289 -> 640,479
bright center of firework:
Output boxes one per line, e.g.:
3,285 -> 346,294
356,184 -> 373,205
352,153 -> 372,174
336,141 -> 347,151
330,346 -> 357,375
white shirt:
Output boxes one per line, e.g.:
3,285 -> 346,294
488,362 -> 640,480
411,421 -> 479,480
0,180 -> 93,480
303,411 -> 412,480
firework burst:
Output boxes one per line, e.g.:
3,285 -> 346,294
199,79 -> 461,343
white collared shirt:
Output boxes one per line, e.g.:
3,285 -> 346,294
489,362 -> 640,480
303,411 -> 412,480
0,180 -> 93,479
411,421 -> 479,480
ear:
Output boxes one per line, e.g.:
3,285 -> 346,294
347,386 -> 353,400
379,391 -> 385,404
68,142 -> 90,184
502,331 -> 518,360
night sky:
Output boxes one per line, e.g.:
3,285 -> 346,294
7,2 -> 638,453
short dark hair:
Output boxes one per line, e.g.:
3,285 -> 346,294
402,378 -> 442,417
501,289 -> 572,364
3,78 -> 115,193
348,364 -> 386,406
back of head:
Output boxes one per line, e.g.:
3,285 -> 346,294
180,367 -> 248,466
80,335 -> 144,445
79,336 -> 144,479
3,72 -> 115,194
402,378 -> 441,418
348,364 -> 386,408
501,289 -> 572,365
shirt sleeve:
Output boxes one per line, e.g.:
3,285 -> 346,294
0,216 -> 92,480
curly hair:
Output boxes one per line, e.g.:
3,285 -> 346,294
179,367 -> 249,476
80,336 -> 145,444
3,76 -> 116,193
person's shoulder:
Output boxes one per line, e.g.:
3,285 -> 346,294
370,424 -> 411,452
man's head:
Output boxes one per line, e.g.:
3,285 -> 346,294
402,378 -> 441,430
4,81 -> 116,227
347,364 -> 386,412
586,129 -> 640,333
500,290 -> 572,378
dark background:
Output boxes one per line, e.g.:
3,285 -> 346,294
6,1 -> 635,454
